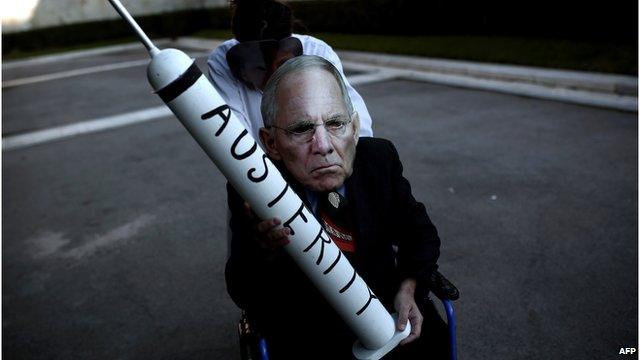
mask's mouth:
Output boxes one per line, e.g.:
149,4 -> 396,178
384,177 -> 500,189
311,164 -> 341,173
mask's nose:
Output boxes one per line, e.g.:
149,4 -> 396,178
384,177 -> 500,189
311,125 -> 334,156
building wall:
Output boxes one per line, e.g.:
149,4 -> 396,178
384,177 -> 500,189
2,0 -> 229,33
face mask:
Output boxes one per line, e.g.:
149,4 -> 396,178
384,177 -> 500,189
226,36 -> 303,90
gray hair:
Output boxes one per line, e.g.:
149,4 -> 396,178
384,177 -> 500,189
260,55 -> 354,127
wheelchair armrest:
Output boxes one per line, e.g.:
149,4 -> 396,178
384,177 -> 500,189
428,270 -> 459,301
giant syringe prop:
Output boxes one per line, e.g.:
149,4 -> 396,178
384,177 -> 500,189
107,1 -> 409,358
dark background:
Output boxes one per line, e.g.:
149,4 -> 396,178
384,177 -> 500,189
3,0 -> 637,57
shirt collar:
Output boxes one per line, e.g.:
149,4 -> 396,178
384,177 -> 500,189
305,185 -> 347,215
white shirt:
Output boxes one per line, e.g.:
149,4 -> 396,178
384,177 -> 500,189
207,34 -> 374,144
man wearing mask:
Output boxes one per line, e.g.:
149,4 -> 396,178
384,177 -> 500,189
225,55 -> 449,359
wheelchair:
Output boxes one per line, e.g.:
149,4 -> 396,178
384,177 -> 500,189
237,270 -> 459,360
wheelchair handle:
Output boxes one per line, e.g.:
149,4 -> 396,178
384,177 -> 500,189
428,270 -> 459,301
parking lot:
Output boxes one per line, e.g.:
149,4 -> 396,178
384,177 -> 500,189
3,41 -> 637,359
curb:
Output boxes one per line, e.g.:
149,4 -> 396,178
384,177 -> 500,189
178,37 -> 637,112
337,51 -> 637,113
337,50 -> 638,96
4,37 -> 637,112
336,51 -> 637,112
340,61 -> 638,112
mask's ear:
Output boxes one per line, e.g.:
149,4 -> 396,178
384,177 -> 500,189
351,111 -> 360,145
259,127 -> 282,160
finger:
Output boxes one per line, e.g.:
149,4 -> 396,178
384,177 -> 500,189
266,227 -> 290,242
408,313 -> 422,339
243,202 -> 253,218
264,228 -> 290,249
269,235 -> 290,248
400,333 -> 418,346
399,306 -> 422,345
257,218 -> 281,233
396,306 -> 409,331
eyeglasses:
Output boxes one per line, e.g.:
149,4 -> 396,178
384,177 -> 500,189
267,116 -> 353,144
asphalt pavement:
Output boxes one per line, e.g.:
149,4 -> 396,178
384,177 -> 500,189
2,42 -> 637,359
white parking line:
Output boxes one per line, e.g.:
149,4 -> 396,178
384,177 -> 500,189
3,52 -> 209,88
2,40 -> 171,70
3,60 -> 149,88
2,72 -> 395,152
2,106 -> 172,152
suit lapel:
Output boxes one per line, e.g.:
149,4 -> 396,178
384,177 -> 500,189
345,155 -> 373,271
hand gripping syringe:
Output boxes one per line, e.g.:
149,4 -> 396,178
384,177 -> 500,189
106,1 -> 410,358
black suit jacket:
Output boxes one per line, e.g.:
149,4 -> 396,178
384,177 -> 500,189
225,137 -> 440,343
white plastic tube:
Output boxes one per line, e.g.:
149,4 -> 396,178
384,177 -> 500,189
106,1 -> 408,356
147,49 -> 398,350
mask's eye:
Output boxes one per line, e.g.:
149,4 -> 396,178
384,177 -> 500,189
325,119 -> 346,130
287,123 -> 315,134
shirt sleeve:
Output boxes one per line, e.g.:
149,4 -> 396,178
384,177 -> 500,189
305,37 -> 374,137
207,45 -> 253,132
